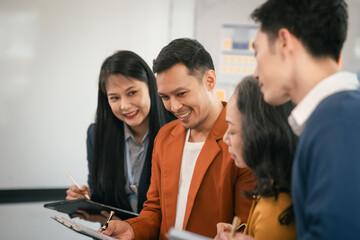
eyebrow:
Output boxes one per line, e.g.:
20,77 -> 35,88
107,86 -> 136,96
252,42 -> 256,50
158,87 -> 188,96
225,120 -> 233,125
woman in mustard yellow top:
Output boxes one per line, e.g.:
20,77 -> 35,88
216,76 -> 298,240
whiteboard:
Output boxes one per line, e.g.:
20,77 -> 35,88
0,0 -> 195,189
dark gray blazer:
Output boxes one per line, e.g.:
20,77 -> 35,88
86,123 -> 151,213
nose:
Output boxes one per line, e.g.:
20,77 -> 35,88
253,65 -> 259,80
170,98 -> 182,113
223,129 -> 230,146
120,97 -> 131,111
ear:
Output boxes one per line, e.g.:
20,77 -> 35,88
277,28 -> 296,58
203,70 -> 216,91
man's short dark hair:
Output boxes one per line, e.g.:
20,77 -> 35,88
251,0 -> 348,61
153,38 -> 215,80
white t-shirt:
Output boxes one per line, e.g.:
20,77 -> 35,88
174,130 -> 205,229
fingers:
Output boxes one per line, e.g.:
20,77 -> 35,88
99,220 -> 115,235
217,222 -> 232,234
219,231 -> 231,240
65,185 -> 82,200
232,232 -> 255,240
79,185 -> 90,192
216,223 -> 232,240
101,220 -> 135,239
101,219 -> 120,234
218,232 -> 254,240
65,185 -> 90,200
100,210 -> 110,218
224,223 -> 233,232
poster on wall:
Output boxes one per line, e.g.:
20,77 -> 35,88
218,24 -> 258,84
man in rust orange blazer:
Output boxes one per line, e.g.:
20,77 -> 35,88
102,38 -> 255,239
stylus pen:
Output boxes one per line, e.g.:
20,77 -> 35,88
230,216 -> 241,239
65,171 -> 90,200
101,211 -> 115,232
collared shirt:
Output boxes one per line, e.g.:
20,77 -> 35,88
124,124 -> 149,213
288,71 -> 359,136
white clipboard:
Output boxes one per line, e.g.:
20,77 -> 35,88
167,227 -> 213,240
51,215 -> 117,240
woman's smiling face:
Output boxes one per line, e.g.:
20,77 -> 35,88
106,74 -> 151,132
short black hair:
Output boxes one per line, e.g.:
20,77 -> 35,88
251,0 -> 348,61
153,38 -> 214,80
235,76 -> 298,224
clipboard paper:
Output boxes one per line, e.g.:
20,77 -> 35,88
52,215 -> 116,240
166,227 -> 213,240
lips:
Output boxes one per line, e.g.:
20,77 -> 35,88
175,110 -> 191,121
228,149 -> 236,160
258,81 -> 264,91
123,110 -> 138,119
228,151 -> 235,160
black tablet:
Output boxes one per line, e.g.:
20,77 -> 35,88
44,199 -> 138,220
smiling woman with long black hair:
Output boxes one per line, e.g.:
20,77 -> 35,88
65,50 -> 173,224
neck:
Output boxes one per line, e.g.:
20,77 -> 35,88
188,97 -> 223,142
291,56 -> 339,104
128,117 -> 150,144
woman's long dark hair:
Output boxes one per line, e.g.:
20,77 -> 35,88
91,50 -> 168,211
235,76 -> 298,225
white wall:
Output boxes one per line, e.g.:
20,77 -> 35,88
342,0 -> 360,73
0,1 -> 195,238
0,0 -> 195,190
